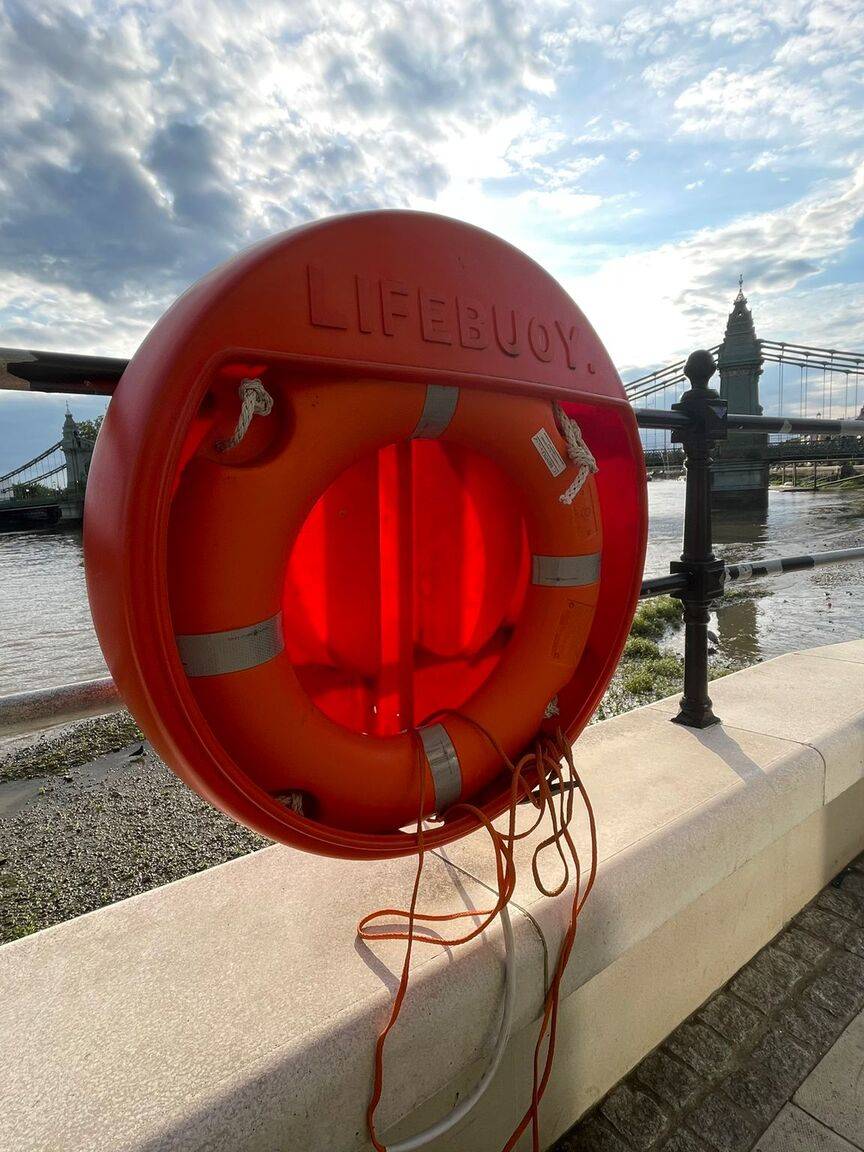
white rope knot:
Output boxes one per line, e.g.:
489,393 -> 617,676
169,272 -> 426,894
544,696 -> 560,719
552,400 -> 598,504
216,378 -> 274,452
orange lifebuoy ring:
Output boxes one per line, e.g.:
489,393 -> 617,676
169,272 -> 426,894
84,210 -> 647,859
168,375 -> 601,834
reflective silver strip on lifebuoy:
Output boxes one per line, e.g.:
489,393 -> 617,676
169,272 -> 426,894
411,384 -> 459,439
176,613 -> 284,677
418,723 -> 462,811
532,553 -> 602,587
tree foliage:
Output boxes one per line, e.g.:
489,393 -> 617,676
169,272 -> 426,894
75,415 -> 103,444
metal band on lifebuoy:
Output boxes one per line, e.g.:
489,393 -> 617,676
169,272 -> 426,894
418,723 -> 462,811
411,384 -> 459,439
176,613 -> 284,677
531,553 -> 601,588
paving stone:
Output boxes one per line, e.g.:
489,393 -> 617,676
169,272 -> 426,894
774,927 -> 831,967
794,906 -> 852,946
729,965 -> 788,1015
777,999 -> 847,1054
752,944 -> 810,990
667,1021 -> 734,1079
804,974 -> 864,1022
566,1116 -> 632,1151
844,926 -> 864,958
817,887 -> 861,923
835,882 -> 864,921
839,870 -> 864,901
637,1049 -> 703,1111
751,1025 -> 818,1081
793,1008 -> 864,1147
754,1103 -> 859,1150
722,1062 -> 796,1124
663,1131 -> 710,1152
685,1091 -> 758,1152
601,1082 -> 668,1150
825,949 -> 864,991
698,994 -> 762,1047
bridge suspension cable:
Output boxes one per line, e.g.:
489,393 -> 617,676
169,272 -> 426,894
0,440 -> 63,486
624,346 -> 721,400
0,441 -> 67,503
760,339 -> 864,374
626,338 -> 864,428
761,339 -> 864,428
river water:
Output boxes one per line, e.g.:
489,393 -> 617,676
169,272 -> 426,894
0,481 -> 862,697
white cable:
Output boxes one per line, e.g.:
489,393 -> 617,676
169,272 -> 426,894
552,400 -> 598,504
215,378 -> 273,452
383,902 -> 516,1152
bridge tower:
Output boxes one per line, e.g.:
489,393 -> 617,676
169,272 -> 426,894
61,409 -> 93,494
712,279 -> 769,510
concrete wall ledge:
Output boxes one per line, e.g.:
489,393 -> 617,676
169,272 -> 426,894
2,640 -> 863,1152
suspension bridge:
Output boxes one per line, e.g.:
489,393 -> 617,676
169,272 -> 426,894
2,283 -> 863,521
627,282 -> 864,504
0,409 -> 95,528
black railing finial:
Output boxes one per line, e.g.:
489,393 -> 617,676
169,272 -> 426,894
682,349 -> 718,394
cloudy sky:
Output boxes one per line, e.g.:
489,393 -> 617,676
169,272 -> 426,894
2,0 -> 864,469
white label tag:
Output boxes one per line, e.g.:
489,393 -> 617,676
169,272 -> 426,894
532,428 -> 567,477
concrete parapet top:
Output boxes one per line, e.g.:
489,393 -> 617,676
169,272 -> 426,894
2,640 -> 863,1152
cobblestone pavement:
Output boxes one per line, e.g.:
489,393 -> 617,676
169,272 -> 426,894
553,852 -> 864,1152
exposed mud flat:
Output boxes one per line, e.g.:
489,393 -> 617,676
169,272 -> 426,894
0,730 -> 268,944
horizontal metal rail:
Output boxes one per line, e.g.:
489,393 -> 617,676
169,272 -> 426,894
633,408 -> 691,430
728,413 -> 864,436
724,547 -> 864,585
639,575 -> 688,599
0,678 -> 122,739
0,348 -> 126,394
633,408 -> 864,435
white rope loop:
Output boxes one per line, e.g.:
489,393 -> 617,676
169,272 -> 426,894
552,400 -> 598,504
216,378 -> 274,452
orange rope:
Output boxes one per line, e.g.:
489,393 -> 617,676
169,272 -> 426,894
358,721 -> 598,1152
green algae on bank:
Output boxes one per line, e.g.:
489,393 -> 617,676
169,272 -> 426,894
592,595 -> 743,722
0,712 -> 143,785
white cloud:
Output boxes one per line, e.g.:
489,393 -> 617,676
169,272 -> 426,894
566,161 -> 864,369
0,0 -> 863,379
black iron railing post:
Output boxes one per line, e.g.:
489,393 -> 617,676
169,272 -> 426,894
670,350 -> 728,728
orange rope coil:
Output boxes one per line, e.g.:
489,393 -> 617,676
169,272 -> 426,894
359,718 -> 598,1152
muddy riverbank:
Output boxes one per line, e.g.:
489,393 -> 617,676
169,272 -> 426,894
0,735 -> 268,943
0,599 -> 747,945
